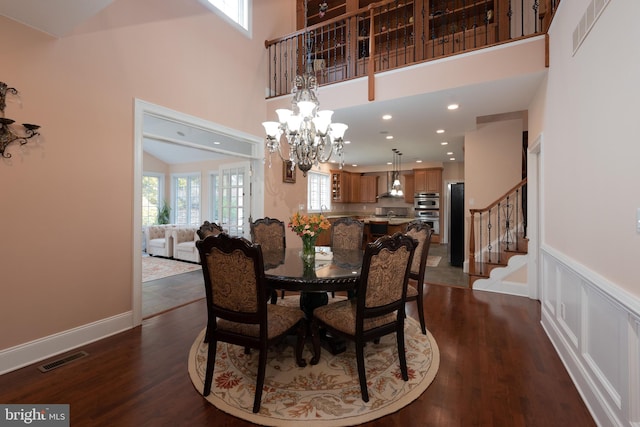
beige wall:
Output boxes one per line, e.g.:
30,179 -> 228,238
0,0 -> 295,351
541,0 -> 640,296
464,118 -> 524,258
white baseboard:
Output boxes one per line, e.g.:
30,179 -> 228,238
0,312 -> 134,375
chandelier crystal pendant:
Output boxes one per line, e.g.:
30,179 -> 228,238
0,82 -> 40,159
262,0 -> 347,177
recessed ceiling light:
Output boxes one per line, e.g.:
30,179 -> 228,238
344,140 -> 351,144
213,141 -> 221,145
386,135 -> 394,140
382,114 -> 392,120
351,164 -> 358,167
441,141 -> 448,145
447,104 -> 459,110
387,161 -> 393,165
436,129 -> 445,134
449,157 -> 456,161
447,151 -> 453,155
416,160 -> 423,163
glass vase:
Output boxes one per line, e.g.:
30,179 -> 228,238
301,235 -> 317,263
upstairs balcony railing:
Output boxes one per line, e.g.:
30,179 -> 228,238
265,0 -> 561,99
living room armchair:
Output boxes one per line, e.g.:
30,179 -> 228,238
144,225 -> 176,258
172,227 -> 201,263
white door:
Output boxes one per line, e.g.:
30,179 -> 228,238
218,161 -> 250,239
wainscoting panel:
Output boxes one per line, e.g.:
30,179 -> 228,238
558,264 -> 580,348
540,245 -> 640,427
542,257 -> 557,316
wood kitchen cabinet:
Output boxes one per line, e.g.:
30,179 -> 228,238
350,173 -> 361,203
404,174 -> 415,203
413,168 -> 443,194
330,170 -> 350,203
360,175 -> 378,203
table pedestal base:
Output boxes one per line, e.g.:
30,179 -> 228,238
299,291 -> 346,358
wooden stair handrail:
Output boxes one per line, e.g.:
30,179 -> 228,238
468,178 -> 527,280
469,178 -> 527,216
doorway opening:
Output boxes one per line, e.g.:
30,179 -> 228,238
133,99 -> 264,324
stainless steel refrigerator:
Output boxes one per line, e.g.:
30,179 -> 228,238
449,182 -> 465,267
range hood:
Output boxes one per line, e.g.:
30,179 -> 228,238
377,171 -> 404,198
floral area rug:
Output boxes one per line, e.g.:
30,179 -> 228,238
188,313 -> 440,426
142,255 -> 200,282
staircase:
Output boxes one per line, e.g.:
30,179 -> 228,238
468,179 -> 529,295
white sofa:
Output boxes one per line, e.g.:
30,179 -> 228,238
144,224 -> 176,258
172,227 -> 201,263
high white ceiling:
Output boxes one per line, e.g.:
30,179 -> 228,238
0,0 -> 545,168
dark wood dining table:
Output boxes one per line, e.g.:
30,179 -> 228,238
263,246 -> 362,356
263,246 -> 363,319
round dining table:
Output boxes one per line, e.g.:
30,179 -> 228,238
263,246 -> 362,356
263,246 -> 363,319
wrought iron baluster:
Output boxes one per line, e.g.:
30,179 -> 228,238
462,0 -> 467,51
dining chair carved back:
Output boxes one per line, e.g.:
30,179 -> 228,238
250,217 -> 286,251
310,232 -> 417,402
250,217 -> 287,301
404,220 -> 433,335
197,221 -> 224,240
195,233 -> 306,413
330,217 -> 364,297
331,217 -> 364,250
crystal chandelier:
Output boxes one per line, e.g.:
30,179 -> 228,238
390,149 -> 404,197
262,1 -> 348,177
0,82 -> 40,159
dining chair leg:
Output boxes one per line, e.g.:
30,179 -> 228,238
416,284 -> 427,335
203,338 -> 217,396
396,318 -> 409,381
253,349 -> 268,413
356,341 -> 369,402
309,319 -> 322,365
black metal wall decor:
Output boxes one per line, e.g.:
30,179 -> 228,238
0,81 -> 40,159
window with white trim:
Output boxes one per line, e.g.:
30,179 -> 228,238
203,0 -> 249,32
307,171 -> 331,213
209,172 -> 220,224
172,173 -> 201,226
142,173 -> 164,226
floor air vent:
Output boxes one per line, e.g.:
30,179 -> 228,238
38,351 -> 89,373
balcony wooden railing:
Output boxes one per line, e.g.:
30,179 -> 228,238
265,0 -> 561,99
468,178 -> 527,284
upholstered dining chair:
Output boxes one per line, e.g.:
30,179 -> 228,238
251,217 -> 286,300
310,232 -> 417,402
195,233 -> 306,414
331,217 -> 364,250
404,220 -> 433,335
197,221 -> 224,240
330,217 -> 364,297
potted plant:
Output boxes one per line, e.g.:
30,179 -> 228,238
157,201 -> 171,225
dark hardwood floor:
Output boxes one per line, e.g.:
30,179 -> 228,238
0,283 -> 595,427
